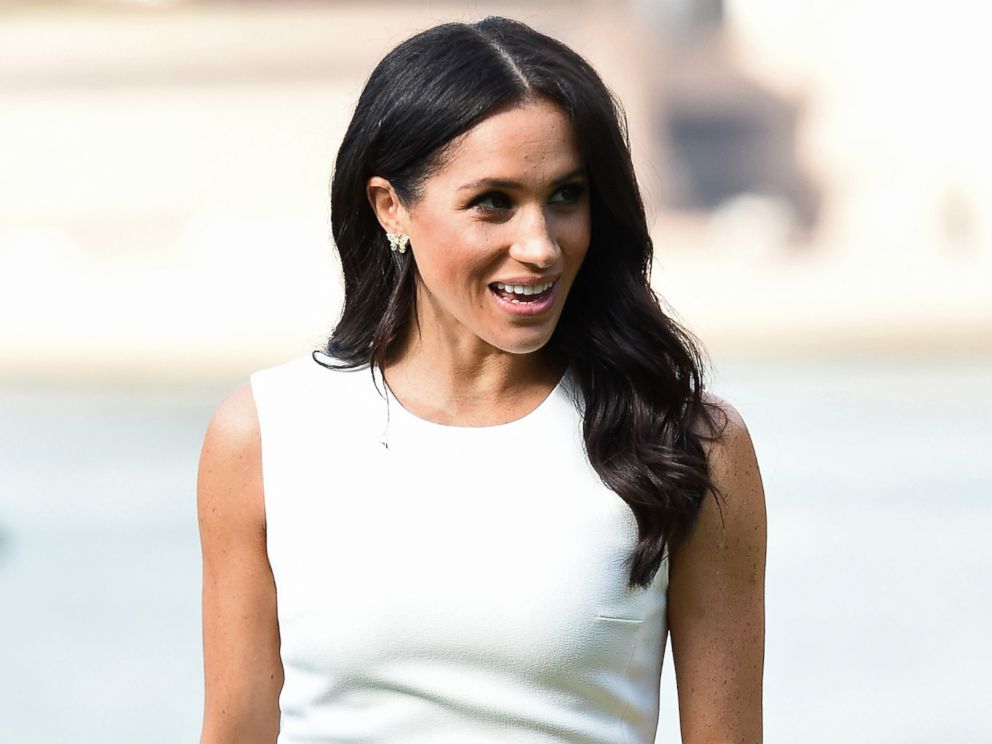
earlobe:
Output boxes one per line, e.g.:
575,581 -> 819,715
366,176 -> 407,234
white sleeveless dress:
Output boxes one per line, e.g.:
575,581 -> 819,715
249,353 -> 669,744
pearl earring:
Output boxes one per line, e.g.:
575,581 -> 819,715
386,231 -> 409,254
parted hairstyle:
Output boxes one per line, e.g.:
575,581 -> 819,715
317,16 -> 727,589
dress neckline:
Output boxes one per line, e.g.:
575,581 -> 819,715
374,364 -> 572,434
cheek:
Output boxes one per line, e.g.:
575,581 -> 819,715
411,213 -> 460,280
413,219 -> 494,295
562,213 -> 592,264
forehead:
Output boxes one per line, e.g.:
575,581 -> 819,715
430,99 -> 583,185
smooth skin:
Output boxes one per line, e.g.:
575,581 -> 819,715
366,97 -> 592,424
197,97 -> 766,743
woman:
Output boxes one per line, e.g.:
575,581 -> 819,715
197,16 -> 766,744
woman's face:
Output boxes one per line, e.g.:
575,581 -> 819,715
389,97 -> 591,358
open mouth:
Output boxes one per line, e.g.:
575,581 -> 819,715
488,280 -> 556,304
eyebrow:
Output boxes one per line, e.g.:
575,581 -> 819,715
457,167 -> 587,192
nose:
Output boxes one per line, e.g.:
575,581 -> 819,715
508,206 -> 561,268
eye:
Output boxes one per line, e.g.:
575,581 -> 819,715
550,182 -> 587,204
473,191 -> 513,211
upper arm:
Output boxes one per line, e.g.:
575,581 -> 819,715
668,393 -> 767,743
197,383 -> 282,744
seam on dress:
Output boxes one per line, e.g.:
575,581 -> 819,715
619,621 -> 644,744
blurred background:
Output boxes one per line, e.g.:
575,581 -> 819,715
0,1 -> 989,742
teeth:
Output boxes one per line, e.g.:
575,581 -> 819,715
494,281 -> 554,295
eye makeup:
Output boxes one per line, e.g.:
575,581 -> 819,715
469,180 -> 587,214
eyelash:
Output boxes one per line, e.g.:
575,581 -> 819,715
472,183 -> 587,213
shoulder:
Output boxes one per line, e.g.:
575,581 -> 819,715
698,391 -> 754,462
251,352 -> 332,390
687,391 -> 765,546
197,383 -> 264,533
250,352 -> 371,410
690,392 -> 757,484
694,390 -> 746,439
201,383 -> 261,470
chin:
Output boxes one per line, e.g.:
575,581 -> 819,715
490,330 -> 555,356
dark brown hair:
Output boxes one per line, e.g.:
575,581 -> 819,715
318,16 -> 727,588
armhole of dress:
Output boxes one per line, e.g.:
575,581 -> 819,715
655,547 -> 671,594
247,371 -> 272,540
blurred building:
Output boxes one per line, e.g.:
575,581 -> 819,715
0,0 -> 988,384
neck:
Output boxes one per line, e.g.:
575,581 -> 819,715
380,324 -> 564,426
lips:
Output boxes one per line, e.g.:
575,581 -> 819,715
487,279 -> 560,316
490,280 -> 555,303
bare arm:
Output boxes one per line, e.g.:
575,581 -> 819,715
668,396 -> 767,743
197,383 -> 283,744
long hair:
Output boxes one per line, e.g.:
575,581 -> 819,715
319,16 -> 727,589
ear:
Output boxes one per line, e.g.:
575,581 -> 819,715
366,176 -> 409,234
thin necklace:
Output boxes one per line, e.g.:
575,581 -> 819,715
371,364 -> 393,450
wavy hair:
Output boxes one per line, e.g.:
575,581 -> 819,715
318,16 -> 727,589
